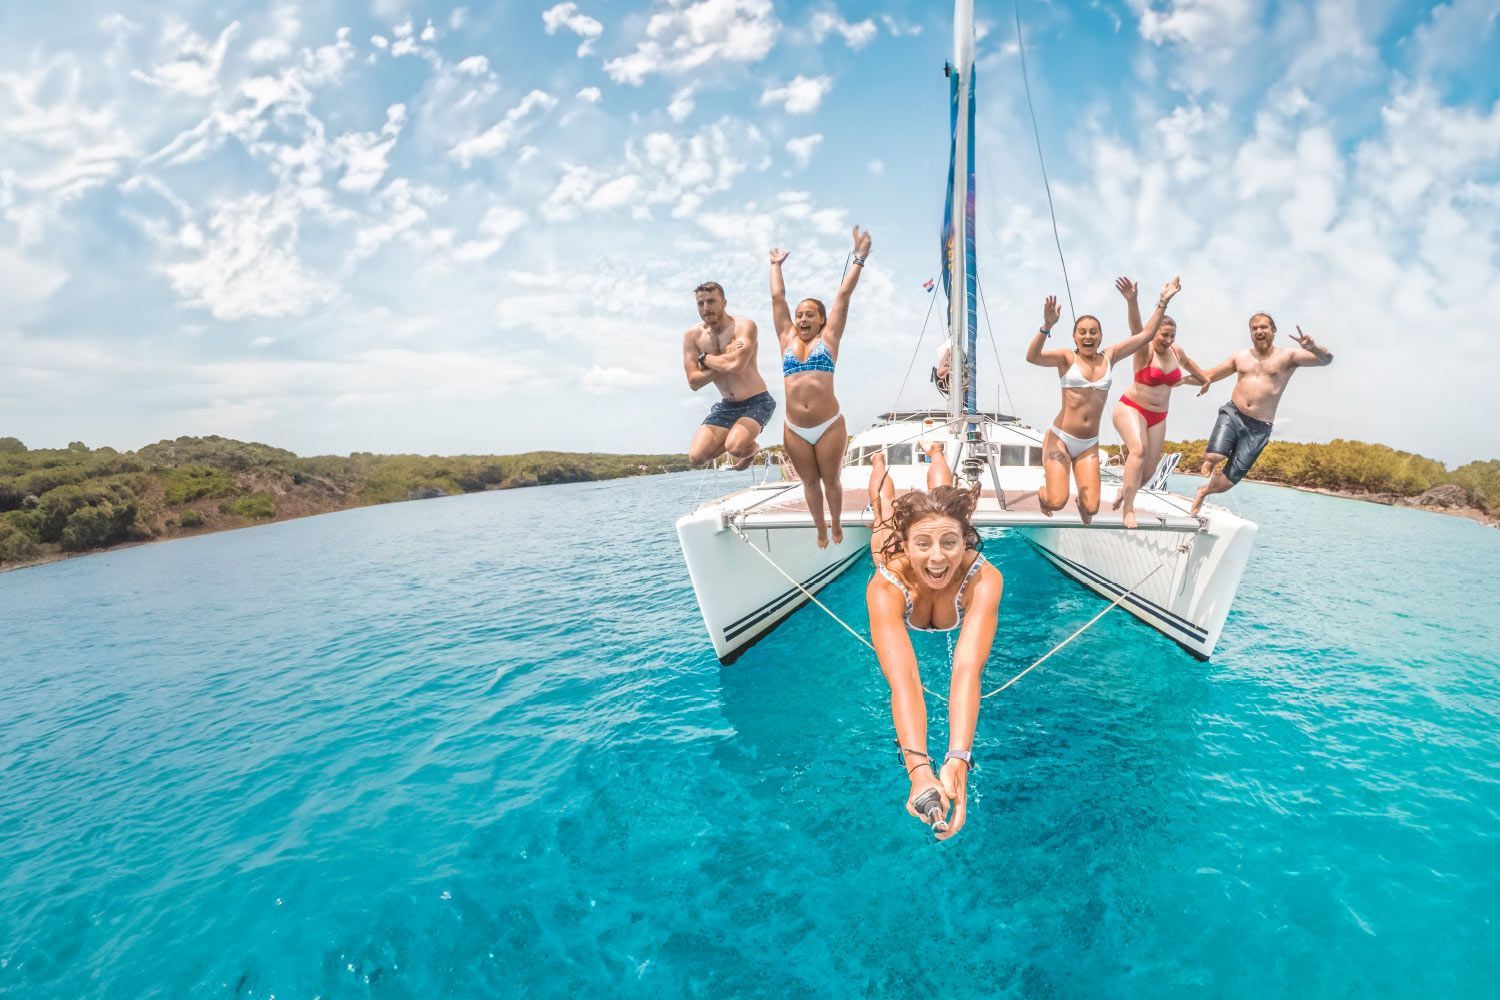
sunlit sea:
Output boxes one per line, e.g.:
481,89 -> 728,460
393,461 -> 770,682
2,471 -> 1498,997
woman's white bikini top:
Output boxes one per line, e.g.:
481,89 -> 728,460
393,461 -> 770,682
1059,353 -> 1111,392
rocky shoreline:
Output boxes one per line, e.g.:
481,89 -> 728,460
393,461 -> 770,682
1274,482 -> 1498,527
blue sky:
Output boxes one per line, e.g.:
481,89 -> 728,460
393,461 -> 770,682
2,0 -> 1497,464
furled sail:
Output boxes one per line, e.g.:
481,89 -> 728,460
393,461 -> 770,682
941,0 -> 978,417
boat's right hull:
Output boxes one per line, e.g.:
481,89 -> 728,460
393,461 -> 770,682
1023,509 -> 1257,658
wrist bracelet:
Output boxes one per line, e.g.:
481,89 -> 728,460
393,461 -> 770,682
852,256 -> 866,266
944,749 -> 974,772
1040,326 -> 1052,338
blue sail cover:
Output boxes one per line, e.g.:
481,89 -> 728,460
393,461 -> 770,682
941,65 -> 978,411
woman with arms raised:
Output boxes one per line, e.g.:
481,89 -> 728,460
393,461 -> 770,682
769,227 -> 872,548
1026,276 -> 1181,524
1109,308 -> 1208,527
866,443 -> 1003,840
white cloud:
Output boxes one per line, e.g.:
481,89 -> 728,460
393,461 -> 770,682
0,56 -> 139,245
153,189 -> 334,320
1407,0 -> 1499,81
449,90 -> 558,167
455,55 -> 490,76
454,205 -> 528,262
247,4 -> 301,63
785,134 -> 823,167
810,9 -> 877,48
604,0 -> 779,85
542,3 -> 605,57
541,118 -> 767,222
449,8 -> 470,30
759,75 -> 833,114
334,103 -> 407,193
868,159 -> 884,175
1131,0 -> 1259,49
577,87 -> 602,104
582,365 -> 662,393
881,15 -> 922,37
131,18 -> 240,97
347,178 -> 451,265
667,84 -> 696,122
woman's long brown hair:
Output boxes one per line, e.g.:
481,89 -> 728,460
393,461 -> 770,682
878,482 -> 983,564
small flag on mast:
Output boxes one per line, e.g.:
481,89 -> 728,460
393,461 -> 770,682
922,278 -> 935,292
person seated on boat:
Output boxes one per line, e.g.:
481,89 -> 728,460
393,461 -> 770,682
866,443 -> 1004,841
768,227 -> 872,547
1108,302 -> 1209,528
1025,276 -> 1181,524
1189,314 -> 1334,514
933,344 -> 953,399
682,281 -> 776,471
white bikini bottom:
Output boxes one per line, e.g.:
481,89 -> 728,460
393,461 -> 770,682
787,411 -> 841,445
1048,425 -> 1099,459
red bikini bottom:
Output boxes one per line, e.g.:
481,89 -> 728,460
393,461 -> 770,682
1120,395 -> 1168,428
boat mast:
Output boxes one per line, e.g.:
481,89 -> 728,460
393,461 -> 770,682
947,0 -> 977,424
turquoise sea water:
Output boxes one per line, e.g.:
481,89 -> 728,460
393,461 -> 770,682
2,472 -> 1498,997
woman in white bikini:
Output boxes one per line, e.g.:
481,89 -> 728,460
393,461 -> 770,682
865,443 -> 1003,841
1025,276 -> 1181,524
769,227 -> 872,548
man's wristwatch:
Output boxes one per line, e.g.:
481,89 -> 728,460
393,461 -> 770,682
697,351 -> 708,370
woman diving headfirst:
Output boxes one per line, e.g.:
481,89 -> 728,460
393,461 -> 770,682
769,227 -> 872,548
1026,276 -> 1182,524
866,443 -> 1003,840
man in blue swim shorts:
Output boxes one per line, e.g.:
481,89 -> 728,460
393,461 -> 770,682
1190,312 -> 1334,513
682,281 -> 777,469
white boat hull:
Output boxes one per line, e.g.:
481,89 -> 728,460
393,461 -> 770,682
677,487 -> 870,662
1024,508 -> 1257,658
676,414 -> 1258,663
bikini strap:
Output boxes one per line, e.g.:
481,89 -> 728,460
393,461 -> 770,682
876,565 -> 912,602
955,552 -> 985,603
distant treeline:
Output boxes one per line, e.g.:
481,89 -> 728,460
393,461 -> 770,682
0,435 -> 691,568
1112,437 -> 1499,508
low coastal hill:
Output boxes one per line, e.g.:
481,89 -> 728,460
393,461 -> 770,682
1,434 -> 1494,571
0,435 -> 690,570
1111,438 -> 1499,525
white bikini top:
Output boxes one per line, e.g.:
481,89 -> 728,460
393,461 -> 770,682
1059,353 -> 1111,392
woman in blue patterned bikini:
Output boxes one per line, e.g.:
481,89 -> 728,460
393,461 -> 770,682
768,227 -> 872,548
864,444 -> 1004,840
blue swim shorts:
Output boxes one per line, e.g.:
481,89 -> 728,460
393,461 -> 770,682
702,390 -> 777,431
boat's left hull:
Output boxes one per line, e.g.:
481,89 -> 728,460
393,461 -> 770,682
676,502 -> 869,663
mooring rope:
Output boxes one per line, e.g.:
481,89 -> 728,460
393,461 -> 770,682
729,522 -> 1177,704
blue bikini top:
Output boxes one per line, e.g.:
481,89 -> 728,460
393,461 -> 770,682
783,337 -> 836,377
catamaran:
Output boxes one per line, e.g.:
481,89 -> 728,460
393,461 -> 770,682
676,0 -> 1257,664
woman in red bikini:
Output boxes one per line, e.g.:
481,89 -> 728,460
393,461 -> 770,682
1110,312 -> 1209,528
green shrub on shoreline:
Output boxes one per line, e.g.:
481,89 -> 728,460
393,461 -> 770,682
0,435 -> 694,568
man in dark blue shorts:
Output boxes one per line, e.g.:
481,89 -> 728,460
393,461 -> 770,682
1190,312 -> 1334,513
681,282 -> 776,469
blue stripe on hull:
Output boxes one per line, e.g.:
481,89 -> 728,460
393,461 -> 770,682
1028,540 -> 1209,651
721,549 -> 864,648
